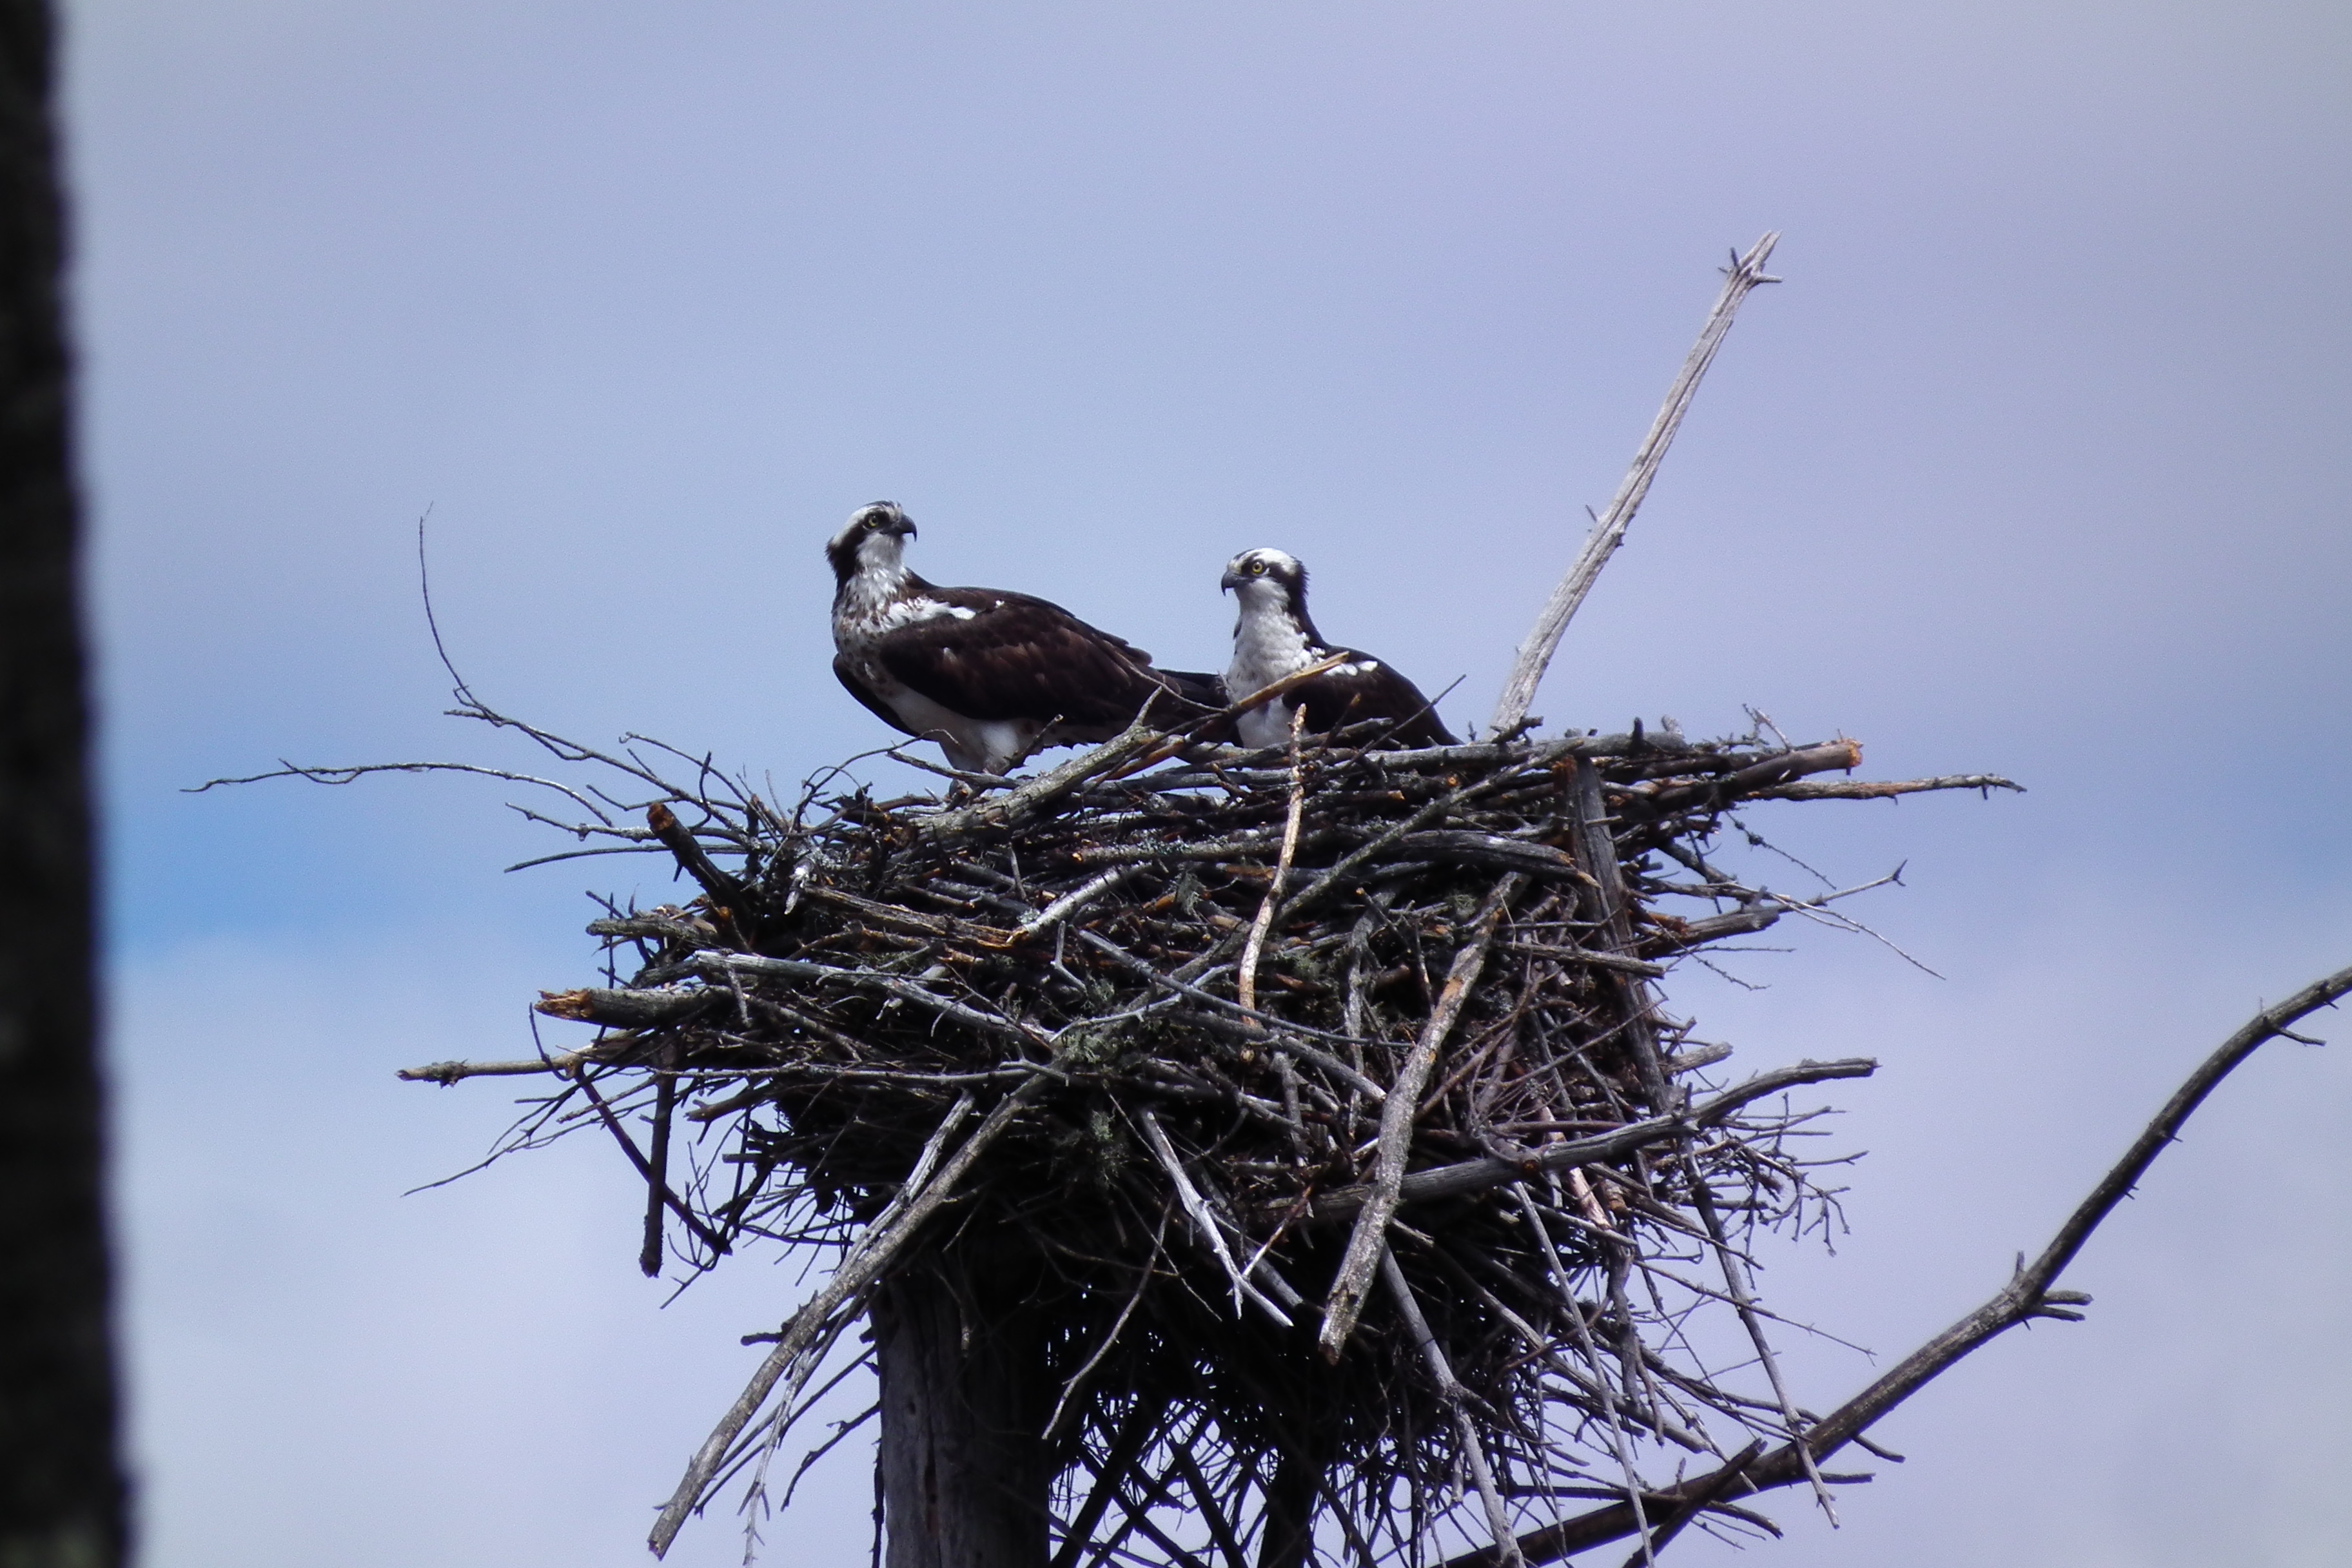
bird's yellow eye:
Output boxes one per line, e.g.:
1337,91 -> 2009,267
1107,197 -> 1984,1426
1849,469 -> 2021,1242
863,514 -> 883,531
1247,560 -> 1265,575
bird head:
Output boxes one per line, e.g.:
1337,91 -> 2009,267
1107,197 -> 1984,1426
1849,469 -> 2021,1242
826,501 -> 918,585
1221,547 -> 1306,607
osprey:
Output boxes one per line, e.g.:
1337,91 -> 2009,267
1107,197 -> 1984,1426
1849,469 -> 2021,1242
828,502 -> 1219,775
1221,547 -> 1458,750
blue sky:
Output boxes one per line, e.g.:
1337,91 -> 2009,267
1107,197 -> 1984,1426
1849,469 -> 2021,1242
70,3 -> 2352,1563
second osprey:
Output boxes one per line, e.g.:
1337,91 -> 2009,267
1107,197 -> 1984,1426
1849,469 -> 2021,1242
1222,547 -> 1458,749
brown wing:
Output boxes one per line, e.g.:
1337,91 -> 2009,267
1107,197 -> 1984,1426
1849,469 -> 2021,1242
1295,648 -> 1459,747
876,589 -> 1196,730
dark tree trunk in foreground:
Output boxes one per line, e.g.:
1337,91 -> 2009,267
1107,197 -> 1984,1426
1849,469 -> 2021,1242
1255,1441 -> 1326,1568
0,1 -> 124,1564
876,1260 -> 1052,1568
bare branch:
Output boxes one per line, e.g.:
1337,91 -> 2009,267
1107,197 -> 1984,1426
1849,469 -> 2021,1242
1489,233 -> 1782,737
1446,960 -> 2352,1567
1135,1108 -> 1291,1326
1750,774 -> 2023,802
1309,1057 -> 1877,1221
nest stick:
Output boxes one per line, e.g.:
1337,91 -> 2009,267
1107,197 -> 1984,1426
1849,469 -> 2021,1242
919,655 -> 1351,843
725,1338 -> 875,1527
1319,874 -> 1524,1360
774,1397 -> 881,1513
920,717 -> 1173,840
640,1069 -> 678,1276
1044,1208 -> 1170,1445
574,1070 -> 730,1260
1311,1057 -> 1877,1221
1272,745 -> 1577,934
682,952 -> 1046,1046
1611,1440 -> 1765,1568
1238,706 -> 1309,1015
1571,758 -> 1674,1114
1489,233 -> 1781,738
1048,1402 -> 1162,1568
1071,928 -> 1388,1102
1511,1182 -> 1653,1562
1167,1440 -> 1251,1568
647,800 -> 750,913
396,1049 -> 594,1083
1017,866 -> 1144,940
1135,1106 -> 1291,1326
1381,1247 -> 1527,1568
1109,1467 -> 1221,1568
1689,1177 -> 1833,1522
1754,773 -> 2022,801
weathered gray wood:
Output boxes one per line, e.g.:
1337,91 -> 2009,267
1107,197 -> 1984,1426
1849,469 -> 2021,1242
1488,234 -> 1781,738
1136,1107 -> 1293,1324
1570,758 -> 1676,1114
875,1261 -> 1054,1568
1308,1057 -> 1877,1221
1317,876 -> 1523,1360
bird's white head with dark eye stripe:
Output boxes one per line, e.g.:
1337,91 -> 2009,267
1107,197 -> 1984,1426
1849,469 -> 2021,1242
1222,547 -> 1329,735
1219,544 -> 1458,749
827,501 -> 920,597
1220,547 -> 1312,626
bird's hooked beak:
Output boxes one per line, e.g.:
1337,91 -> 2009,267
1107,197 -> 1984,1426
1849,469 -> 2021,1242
1219,567 -> 1244,593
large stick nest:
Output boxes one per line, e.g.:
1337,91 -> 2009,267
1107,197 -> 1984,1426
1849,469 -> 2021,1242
349,705 -> 2014,1565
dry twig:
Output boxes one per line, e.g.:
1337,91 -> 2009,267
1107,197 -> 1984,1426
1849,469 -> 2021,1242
1489,233 -> 1782,736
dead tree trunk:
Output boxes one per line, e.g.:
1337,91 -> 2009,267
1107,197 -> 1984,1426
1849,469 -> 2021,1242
0,1 -> 125,1564
875,1257 -> 1054,1568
